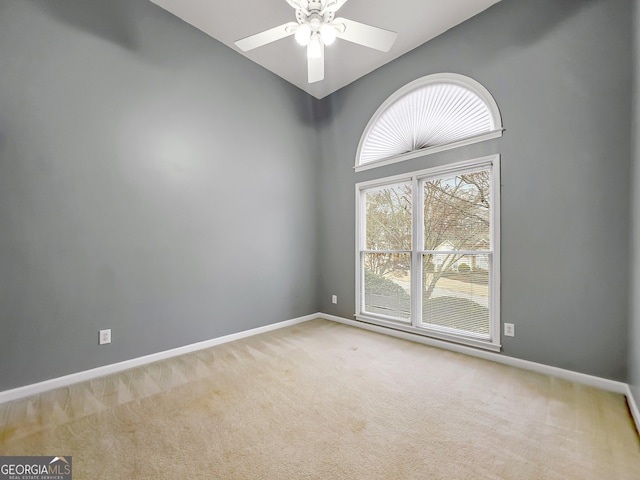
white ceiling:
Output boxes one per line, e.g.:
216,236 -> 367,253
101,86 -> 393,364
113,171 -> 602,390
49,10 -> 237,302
149,0 -> 501,99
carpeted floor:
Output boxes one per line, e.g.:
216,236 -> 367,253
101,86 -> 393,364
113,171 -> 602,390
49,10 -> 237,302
1,319 -> 639,479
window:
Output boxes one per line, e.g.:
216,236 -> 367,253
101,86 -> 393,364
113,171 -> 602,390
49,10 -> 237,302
362,182 -> 413,321
356,156 -> 500,351
355,73 -> 503,172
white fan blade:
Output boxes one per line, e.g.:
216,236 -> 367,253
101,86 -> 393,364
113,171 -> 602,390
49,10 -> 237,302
287,0 -> 309,10
235,22 -> 298,52
324,0 -> 349,13
308,42 -> 325,83
333,17 -> 397,52
286,0 -> 309,13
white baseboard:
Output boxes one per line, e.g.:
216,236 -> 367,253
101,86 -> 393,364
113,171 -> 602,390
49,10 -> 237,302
319,313 -> 629,395
625,385 -> 640,434
0,313 -> 319,405
1,311 -> 635,425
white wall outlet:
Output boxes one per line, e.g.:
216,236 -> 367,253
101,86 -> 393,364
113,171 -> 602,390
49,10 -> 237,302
99,329 -> 111,345
504,323 -> 515,337
332,295 -> 338,304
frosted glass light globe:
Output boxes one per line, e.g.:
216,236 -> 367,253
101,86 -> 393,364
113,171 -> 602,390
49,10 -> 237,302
320,24 -> 336,46
295,24 -> 311,46
307,33 -> 322,58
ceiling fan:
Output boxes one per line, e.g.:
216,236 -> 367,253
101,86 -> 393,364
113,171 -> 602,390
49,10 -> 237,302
234,0 -> 398,84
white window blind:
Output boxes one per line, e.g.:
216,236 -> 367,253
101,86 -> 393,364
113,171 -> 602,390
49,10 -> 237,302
355,73 -> 503,171
361,183 -> 412,321
420,169 -> 492,337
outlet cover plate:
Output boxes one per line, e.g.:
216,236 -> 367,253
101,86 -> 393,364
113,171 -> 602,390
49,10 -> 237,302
504,323 -> 515,337
99,329 -> 112,345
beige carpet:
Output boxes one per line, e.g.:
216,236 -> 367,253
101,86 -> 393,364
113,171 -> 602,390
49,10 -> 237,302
1,319 -> 639,479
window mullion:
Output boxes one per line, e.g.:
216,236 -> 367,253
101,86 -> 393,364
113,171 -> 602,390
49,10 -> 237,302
411,176 -> 423,328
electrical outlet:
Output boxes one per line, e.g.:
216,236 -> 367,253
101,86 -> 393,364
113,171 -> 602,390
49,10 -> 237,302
504,323 -> 515,337
332,295 -> 338,304
99,329 -> 111,345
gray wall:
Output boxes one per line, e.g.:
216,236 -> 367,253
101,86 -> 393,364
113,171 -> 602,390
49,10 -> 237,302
630,0 -> 640,402
0,0 -> 320,391
317,0 -> 632,380
1,0 -> 635,392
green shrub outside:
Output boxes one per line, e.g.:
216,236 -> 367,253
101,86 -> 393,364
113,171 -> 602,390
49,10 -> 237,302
364,270 -> 409,299
457,263 -> 471,274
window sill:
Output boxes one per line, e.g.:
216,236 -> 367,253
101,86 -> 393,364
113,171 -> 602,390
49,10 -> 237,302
355,314 -> 502,352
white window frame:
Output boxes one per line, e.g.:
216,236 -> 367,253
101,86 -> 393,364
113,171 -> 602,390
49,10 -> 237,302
355,155 -> 501,352
355,73 -> 504,172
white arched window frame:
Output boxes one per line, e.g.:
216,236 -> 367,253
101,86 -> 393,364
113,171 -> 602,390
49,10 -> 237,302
355,73 -> 504,172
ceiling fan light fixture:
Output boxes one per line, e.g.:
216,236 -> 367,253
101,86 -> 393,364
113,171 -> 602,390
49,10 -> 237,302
320,23 -> 336,45
307,33 -> 322,58
295,23 -> 312,46
233,0 -> 397,85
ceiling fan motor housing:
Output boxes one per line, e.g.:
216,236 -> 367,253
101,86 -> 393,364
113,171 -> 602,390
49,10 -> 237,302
296,6 -> 335,29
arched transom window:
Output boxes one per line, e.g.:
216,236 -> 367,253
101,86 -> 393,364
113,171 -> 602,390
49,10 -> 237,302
355,73 -> 503,171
